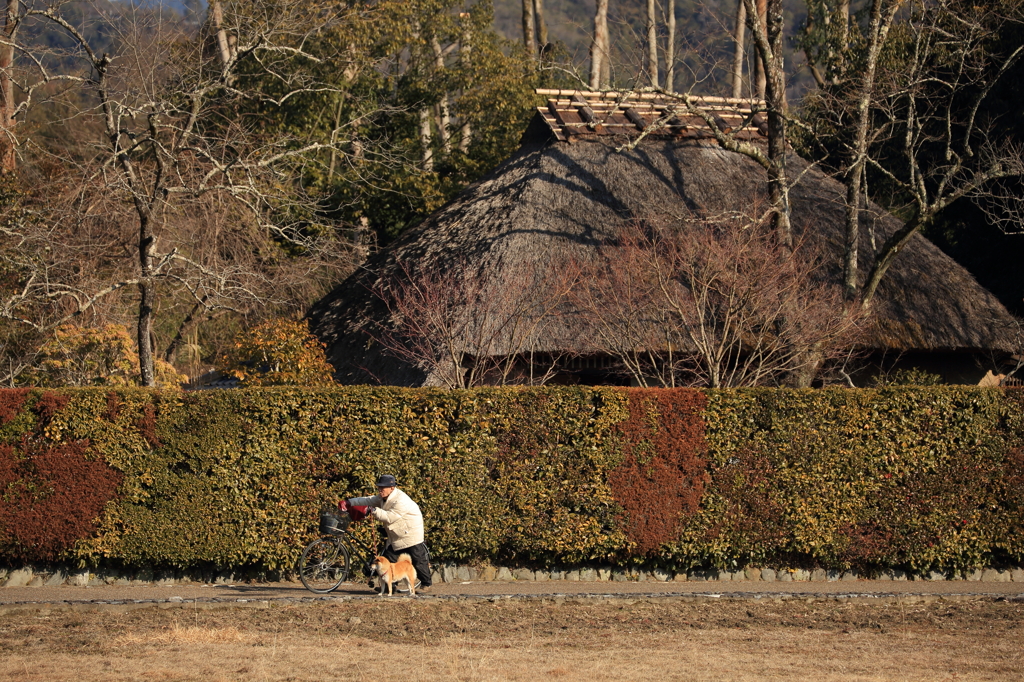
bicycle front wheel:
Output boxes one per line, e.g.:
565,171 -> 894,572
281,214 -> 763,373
298,537 -> 351,593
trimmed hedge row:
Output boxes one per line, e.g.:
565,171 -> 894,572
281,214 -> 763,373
673,388 -> 1023,572
0,387 -> 1021,575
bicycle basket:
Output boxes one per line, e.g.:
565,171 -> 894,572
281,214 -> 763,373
319,509 -> 350,535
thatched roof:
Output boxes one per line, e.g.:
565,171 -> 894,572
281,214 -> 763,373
308,92 -> 1021,386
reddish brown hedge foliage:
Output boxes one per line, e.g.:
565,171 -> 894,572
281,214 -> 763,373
137,403 -> 161,448
839,454 -> 997,568
609,389 -> 708,556
0,437 -> 123,562
32,391 -> 69,422
103,392 -> 122,422
702,450 -> 790,559
0,389 -> 28,426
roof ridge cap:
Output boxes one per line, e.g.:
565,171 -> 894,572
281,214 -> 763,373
534,88 -> 764,109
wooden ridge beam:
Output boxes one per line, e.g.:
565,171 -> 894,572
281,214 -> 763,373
535,88 -> 764,109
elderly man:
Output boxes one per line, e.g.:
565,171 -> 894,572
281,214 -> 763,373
348,474 -> 431,589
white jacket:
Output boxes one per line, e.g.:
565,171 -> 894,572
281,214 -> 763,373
349,487 -> 425,551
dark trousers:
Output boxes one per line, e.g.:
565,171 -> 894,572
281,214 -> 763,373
383,542 -> 432,587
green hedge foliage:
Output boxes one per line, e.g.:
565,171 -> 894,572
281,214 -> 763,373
673,387 -> 1024,573
0,387 -> 1022,575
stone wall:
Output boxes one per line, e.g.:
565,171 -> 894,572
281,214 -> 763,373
4,563 -> 1024,588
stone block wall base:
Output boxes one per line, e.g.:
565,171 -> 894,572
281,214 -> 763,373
4,564 -> 1024,587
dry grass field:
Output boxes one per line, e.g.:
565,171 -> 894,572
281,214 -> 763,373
2,597 -> 1022,681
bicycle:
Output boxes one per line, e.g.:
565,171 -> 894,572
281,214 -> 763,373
297,503 -> 430,594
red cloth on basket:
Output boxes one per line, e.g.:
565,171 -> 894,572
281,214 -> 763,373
339,498 -> 370,522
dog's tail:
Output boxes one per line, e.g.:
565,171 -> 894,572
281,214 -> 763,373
398,553 -> 412,563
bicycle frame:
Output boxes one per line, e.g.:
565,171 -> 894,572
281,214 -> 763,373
331,523 -> 408,578
300,511 -> 430,594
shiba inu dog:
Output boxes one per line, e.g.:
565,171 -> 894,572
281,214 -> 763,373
370,554 -> 417,596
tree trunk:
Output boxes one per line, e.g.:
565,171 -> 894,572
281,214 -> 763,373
744,0 -> 790,248
665,0 -> 675,91
843,0 -> 899,300
164,301 -> 204,363
788,346 -> 824,388
590,0 -> 609,89
97,48 -> 160,386
137,211 -> 156,387
861,212 -> 926,307
412,21 -> 433,170
753,0 -> 767,100
842,164 -> 863,299
430,35 -> 451,156
731,0 -> 746,98
838,0 -> 850,49
459,18 -> 472,153
646,0 -> 659,88
765,0 -> 790,248
419,108 -> 433,171
0,0 -> 18,174
534,0 -> 548,54
328,94 -> 344,180
211,0 -> 232,67
522,0 -> 536,57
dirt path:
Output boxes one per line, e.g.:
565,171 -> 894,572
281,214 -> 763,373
2,595 -> 1022,681
2,578 -> 1023,609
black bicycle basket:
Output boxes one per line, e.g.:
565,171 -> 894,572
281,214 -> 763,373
319,509 -> 350,535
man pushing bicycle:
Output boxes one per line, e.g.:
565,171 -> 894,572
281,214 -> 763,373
346,474 -> 432,590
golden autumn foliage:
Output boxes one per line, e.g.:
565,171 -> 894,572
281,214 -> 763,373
220,319 -> 336,387
25,325 -> 186,389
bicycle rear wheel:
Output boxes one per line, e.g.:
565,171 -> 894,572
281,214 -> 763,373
298,537 -> 351,593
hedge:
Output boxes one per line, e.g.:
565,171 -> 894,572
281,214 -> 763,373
0,386 -> 1022,575
673,388 -> 1022,572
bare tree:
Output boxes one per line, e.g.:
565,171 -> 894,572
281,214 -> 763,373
371,260 -> 574,388
573,212 -> 864,388
839,0 -> 902,300
0,1 -> 363,385
642,5 -> 789,247
801,0 -> 1024,308
569,225 -> 686,387
857,2 -> 1024,307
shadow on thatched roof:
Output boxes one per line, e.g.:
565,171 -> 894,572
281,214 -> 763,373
308,93 -> 1021,386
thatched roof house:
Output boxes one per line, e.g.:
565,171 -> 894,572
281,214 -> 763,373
308,90 -> 1021,386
